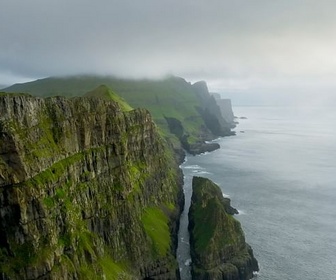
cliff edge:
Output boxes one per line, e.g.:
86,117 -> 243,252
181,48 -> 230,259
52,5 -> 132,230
188,176 -> 258,280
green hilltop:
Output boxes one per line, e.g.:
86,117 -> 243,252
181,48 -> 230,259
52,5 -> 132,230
85,84 -> 133,112
4,75 -> 235,157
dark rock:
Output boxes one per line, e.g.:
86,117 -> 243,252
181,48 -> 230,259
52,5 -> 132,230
188,142 -> 220,155
223,197 -> 239,215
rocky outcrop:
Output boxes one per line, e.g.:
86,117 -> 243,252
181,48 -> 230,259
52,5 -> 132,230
0,93 -> 183,279
188,177 -> 258,280
164,116 -> 220,156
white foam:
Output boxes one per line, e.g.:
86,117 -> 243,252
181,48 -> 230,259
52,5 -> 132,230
196,151 -> 210,156
179,157 -> 188,168
184,259 -> 192,266
205,137 -> 221,143
180,237 -> 189,244
183,164 -> 203,170
237,209 -> 246,215
196,171 -> 212,175
192,170 -> 211,174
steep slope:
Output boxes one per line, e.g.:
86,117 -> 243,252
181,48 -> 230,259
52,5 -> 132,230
188,177 -> 258,280
3,76 -> 235,157
211,93 -> 235,125
192,81 -> 235,136
0,92 -> 183,279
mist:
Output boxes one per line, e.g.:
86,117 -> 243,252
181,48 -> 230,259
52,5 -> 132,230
2,0 -> 336,105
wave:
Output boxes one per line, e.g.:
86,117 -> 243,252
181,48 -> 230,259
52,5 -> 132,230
183,164 -> 204,170
192,170 -> 212,175
205,137 -> 221,143
179,155 -> 188,168
253,270 -> 260,277
180,237 -> 190,245
196,151 -> 210,156
184,259 -> 192,266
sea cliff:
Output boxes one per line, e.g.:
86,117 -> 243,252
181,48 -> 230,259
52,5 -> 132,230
0,93 -> 183,279
188,176 -> 258,280
3,76 -> 236,158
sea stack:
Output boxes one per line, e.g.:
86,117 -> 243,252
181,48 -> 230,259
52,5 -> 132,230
188,176 -> 259,280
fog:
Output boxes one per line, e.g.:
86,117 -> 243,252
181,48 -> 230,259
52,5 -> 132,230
1,0 -> 336,104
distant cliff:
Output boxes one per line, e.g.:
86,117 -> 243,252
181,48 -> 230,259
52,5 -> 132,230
211,92 -> 236,126
0,90 -> 183,279
3,76 -> 236,158
188,177 -> 258,280
192,81 -> 235,137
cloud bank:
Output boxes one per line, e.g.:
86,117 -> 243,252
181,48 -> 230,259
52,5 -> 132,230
1,0 -> 336,102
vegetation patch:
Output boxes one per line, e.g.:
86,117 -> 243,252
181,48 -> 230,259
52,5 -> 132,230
85,85 -> 133,112
99,256 -> 134,280
141,207 -> 170,256
191,197 -> 218,252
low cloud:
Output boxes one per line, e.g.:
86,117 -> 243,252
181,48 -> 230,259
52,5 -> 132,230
1,0 -> 336,101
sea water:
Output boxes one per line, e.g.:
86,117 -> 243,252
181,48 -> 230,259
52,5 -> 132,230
177,106 -> 336,280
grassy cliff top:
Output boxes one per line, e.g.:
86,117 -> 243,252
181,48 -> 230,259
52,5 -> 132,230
3,75 -> 234,155
4,75 -> 200,119
3,76 -> 209,144
85,84 -> 133,111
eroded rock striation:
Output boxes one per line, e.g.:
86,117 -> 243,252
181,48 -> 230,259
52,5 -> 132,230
188,176 -> 258,280
0,93 -> 183,279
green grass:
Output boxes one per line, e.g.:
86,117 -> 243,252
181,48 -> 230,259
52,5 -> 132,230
141,207 -> 170,256
85,85 -> 133,111
190,177 -> 246,255
99,257 -> 133,280
192,197 -> 218,252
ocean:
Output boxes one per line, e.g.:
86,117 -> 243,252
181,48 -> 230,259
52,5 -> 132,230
177,106 -> 336,279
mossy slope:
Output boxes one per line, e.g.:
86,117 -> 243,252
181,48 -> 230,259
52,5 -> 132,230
188,176 -> 258,280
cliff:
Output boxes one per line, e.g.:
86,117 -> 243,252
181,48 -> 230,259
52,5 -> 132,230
0,90 -> 183,279
216,99 -> 235,126
188,177 -> 258,280
192,81 -> 235,136
3,76 -> 236,157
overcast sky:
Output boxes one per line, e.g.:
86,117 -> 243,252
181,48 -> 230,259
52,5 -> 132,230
1,0 -> 336,102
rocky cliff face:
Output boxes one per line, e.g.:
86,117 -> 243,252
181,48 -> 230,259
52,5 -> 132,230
215,99 -> 235,125
0,94 -> 183,279
192,81 -> 235,137
188,177 -> 258,280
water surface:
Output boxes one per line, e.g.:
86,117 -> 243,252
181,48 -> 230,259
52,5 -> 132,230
178,106 -> 336,279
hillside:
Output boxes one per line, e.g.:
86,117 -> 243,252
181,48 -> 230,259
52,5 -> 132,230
3,76 -> 235,157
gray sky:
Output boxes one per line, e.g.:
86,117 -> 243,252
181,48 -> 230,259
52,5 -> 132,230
1,0 -> 336,103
